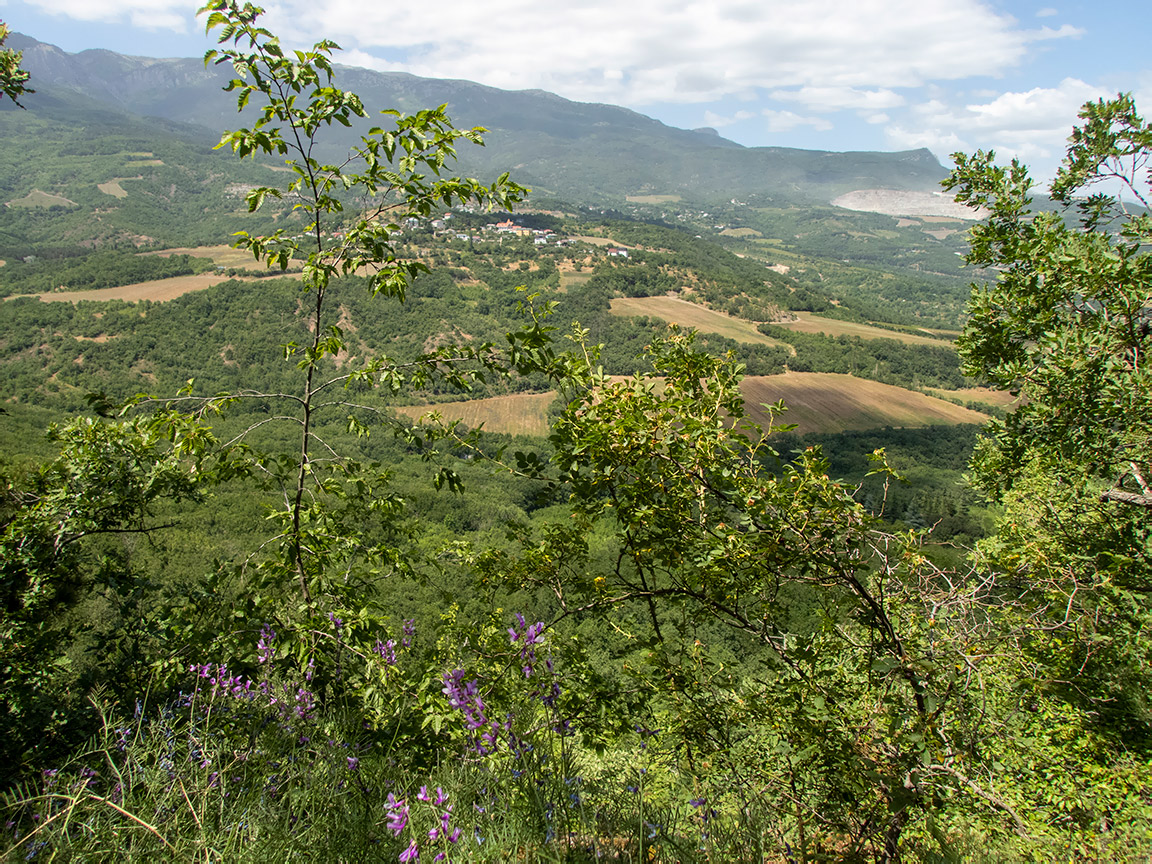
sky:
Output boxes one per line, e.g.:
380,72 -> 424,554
3,0 -> 1149,183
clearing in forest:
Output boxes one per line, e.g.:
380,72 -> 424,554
23,273 -> 289,304
97,177 -> 141,198
397,374 -> 989,438
740,373 -> 988,434
772,312 -> 957,346
6,189 -> 77,209
609,296 -> 788,347
393,392 -> 556,437
558,270 -> 593,290
926,386 -> 1021,408
146,244 -> 277,271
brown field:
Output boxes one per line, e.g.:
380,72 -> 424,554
923,228 -> 960,240
6,189 -> 77,209
396,373 -> 989,438
572,236 -> 621,247
926,386 -> 1021,408
739,373 -> 989,434
625,194 -> 681,204
772,312 -> 956,346
610,296 -> 788,347
20,273 -> 284,304
720,227 -> 762,238
393,392 -> 556,437
145,244 -> 274,271
126,159 -> 164,167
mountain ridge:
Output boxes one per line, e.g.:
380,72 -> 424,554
7,31 -> 947,204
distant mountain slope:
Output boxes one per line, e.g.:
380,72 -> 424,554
8,33 -> 947,205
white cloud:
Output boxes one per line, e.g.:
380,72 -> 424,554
703,109 -> 756,128
25,0 -> 191,29
761,109 -> 833,133
1036,7 -> 1059,17
770,86 -> 905,112
886,78 -> 1109,179
162,0 -> 1081,107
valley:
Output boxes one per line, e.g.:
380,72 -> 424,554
4,20 -> 1146,864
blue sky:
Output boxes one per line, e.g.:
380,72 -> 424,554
3,0 -> 1149,182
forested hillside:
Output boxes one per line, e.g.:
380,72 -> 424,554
9,30 -> 946,207
1,9 -> 1150,863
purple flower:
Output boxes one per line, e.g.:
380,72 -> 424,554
374,639 -> 397,665
416,785 -> 430,802
385,794 -> 409,836
402,619 -> 416,648
399,839 -> 419,861
347,757 -> 360,771
257,624 -> 276,664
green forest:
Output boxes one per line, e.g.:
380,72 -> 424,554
1,7 -> 1151,863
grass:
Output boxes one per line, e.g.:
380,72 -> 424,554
5,189 -> 77,209
609,296 -> 788,347
773,312 -> 957,346
97,178 -> 137,199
